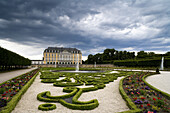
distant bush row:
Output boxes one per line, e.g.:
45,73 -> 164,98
0,47 -> 31,71
114,58 -> 170,67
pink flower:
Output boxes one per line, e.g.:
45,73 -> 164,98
148,111 -> 153,113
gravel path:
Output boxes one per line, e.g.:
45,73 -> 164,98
146,71 -> 170,94
12,73 -> 129,113
0,68 -> 37,83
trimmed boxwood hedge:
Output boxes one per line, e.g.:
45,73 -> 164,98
0,69 -> 39,113
59,99 -> 99,110
46,88 -> 78,99
114,58 -> 170,67
72,88 -> 98,105
41,79 -> 57,83
53,82 -> 84,87
38,103 -> 56,111
37,91 -> 59,102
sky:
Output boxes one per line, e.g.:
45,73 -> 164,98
0,0 -> 170,60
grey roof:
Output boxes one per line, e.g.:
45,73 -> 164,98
44,47 -> 82,54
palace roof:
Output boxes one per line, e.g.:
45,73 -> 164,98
44,47 -> 81,54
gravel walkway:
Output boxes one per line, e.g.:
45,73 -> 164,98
0,68 -> 37,83
146,71 -> 170,94
12,73 -> 129,113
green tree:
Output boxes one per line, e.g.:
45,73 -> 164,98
137,51 -> 148,59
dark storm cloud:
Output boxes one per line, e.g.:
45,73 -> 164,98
0,0 -> 170,57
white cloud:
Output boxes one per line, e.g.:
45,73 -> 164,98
82,56 -> 87,61
56,1 -> 163,41
0,39 -> 44,60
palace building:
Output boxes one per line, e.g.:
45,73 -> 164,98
43,47 -> 82,65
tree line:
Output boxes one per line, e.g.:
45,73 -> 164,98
84,48 -> 170,65
84,48 -> 135,64
0,47 -> 31,71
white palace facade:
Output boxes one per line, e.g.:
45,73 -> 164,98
43,47 -> 82,65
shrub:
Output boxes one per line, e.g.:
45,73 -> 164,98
0,88 -> 5,94
37,91 -> 59,102
41,79 -> 57,83
59,99 -> 99,110
46,88 -> 78,99
38,103 -> 56,111
114,58 -> 170,67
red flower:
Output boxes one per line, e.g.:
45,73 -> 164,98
141,97 -> 145,100
2,94 -> 6,96
147,104 -> 151,106
133,97 -> 137,100
157,97 -> 160,100
9,90 -> 11,92
140,105 -> 143,108
153,98 -> 157,100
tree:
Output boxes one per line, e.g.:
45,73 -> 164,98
137,51 -> 148,59
85,54 -> 94,64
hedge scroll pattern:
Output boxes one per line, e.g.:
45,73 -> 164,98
37,71 -> 128,110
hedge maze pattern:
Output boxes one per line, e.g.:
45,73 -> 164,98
37,71 -> 126,111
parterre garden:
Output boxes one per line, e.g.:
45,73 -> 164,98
37,70 -> 128,111
37,69 -> 170,113
0,67 -> 170,113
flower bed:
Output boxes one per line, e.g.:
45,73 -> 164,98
122,72 -> 170,113
0,69 -> 39,112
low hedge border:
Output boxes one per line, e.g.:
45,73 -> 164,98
72,88 -> 97,105
118,75 -> 142,113
41,79 -> 57,83
46,88 -> 78,99
59,99 -> 99,110
0,69 -> 39,113
53,82 -> 83,87
38,103 -> 56,111
37,91 -> 59,102
142,73 -> 170,99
